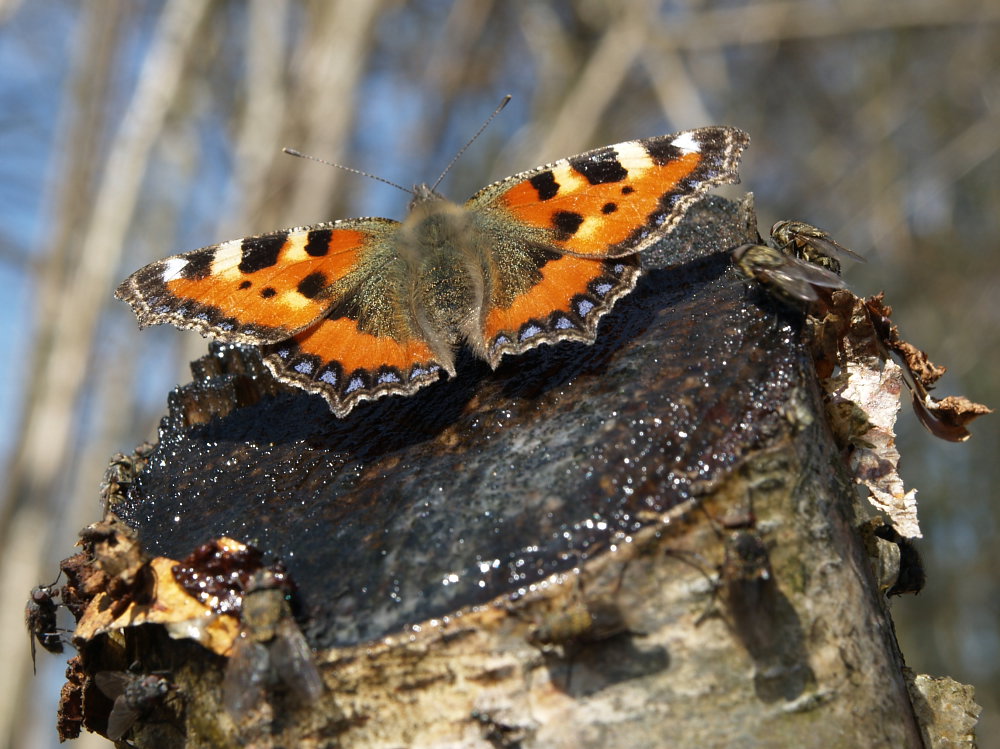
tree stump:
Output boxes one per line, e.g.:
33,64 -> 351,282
54,195 -> 969,747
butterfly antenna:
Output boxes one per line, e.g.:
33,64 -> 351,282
282,148 -> 411,195
430,94 -> 512,193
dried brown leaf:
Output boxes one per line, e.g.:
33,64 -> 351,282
817,286 -> 993,532
820,293 -> 922,537
862,294 -> 991,441
74,555 -> 240,657
911,392 -> 994,443
865,295 -> 948,388
896,341 -> 947,387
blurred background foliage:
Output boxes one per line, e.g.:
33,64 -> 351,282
0,0 -> 996,746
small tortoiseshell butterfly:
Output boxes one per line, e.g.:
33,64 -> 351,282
117,127 -> 749,416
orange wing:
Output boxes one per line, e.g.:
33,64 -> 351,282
115,221 -> 399,344
262,315 -> 449,418
467,127 -> 749,365
118,219 -> 454,415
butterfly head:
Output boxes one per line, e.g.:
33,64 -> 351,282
409,182 -> 447,210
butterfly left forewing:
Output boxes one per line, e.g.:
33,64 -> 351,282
116,222 -> 388,345
119,217 -> 456,415
468,127 -> 749,364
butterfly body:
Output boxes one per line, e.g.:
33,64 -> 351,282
117,128 -> 749,416
394,187 -> 492,368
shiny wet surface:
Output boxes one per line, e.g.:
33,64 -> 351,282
118,197 -> 808,649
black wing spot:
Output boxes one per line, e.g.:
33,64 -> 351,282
238,280 -> 252,290
523,243 -> 562,271
553,211 -> 584,240
240,233 -> 287,273
297,271 -> 327,299
260,287 -> 277,299
325,297 -> 361,323
602,202 -> 618,214
621,185 -> 635,195
529,171 -> 560,200
304,229 -> 333,257
180,252 -> 213,280
569,148 -> 628,185
643,139 -> 685,166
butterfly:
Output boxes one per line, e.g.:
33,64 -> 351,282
116,127 -> 749,417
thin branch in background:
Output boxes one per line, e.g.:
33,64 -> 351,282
423,0 -> 496,97
5,2 -> 129,525
220,0 -> 293,240
179,0 -> 296,370
285,0 -> 384,225
413,0 -> 498,180
640,34 -> 713,128
0,0 -> 23,25
873,113 -> 1000,248
533,4 -> 646,161
0,232 -> 33,269
648,0 -> 1000,51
